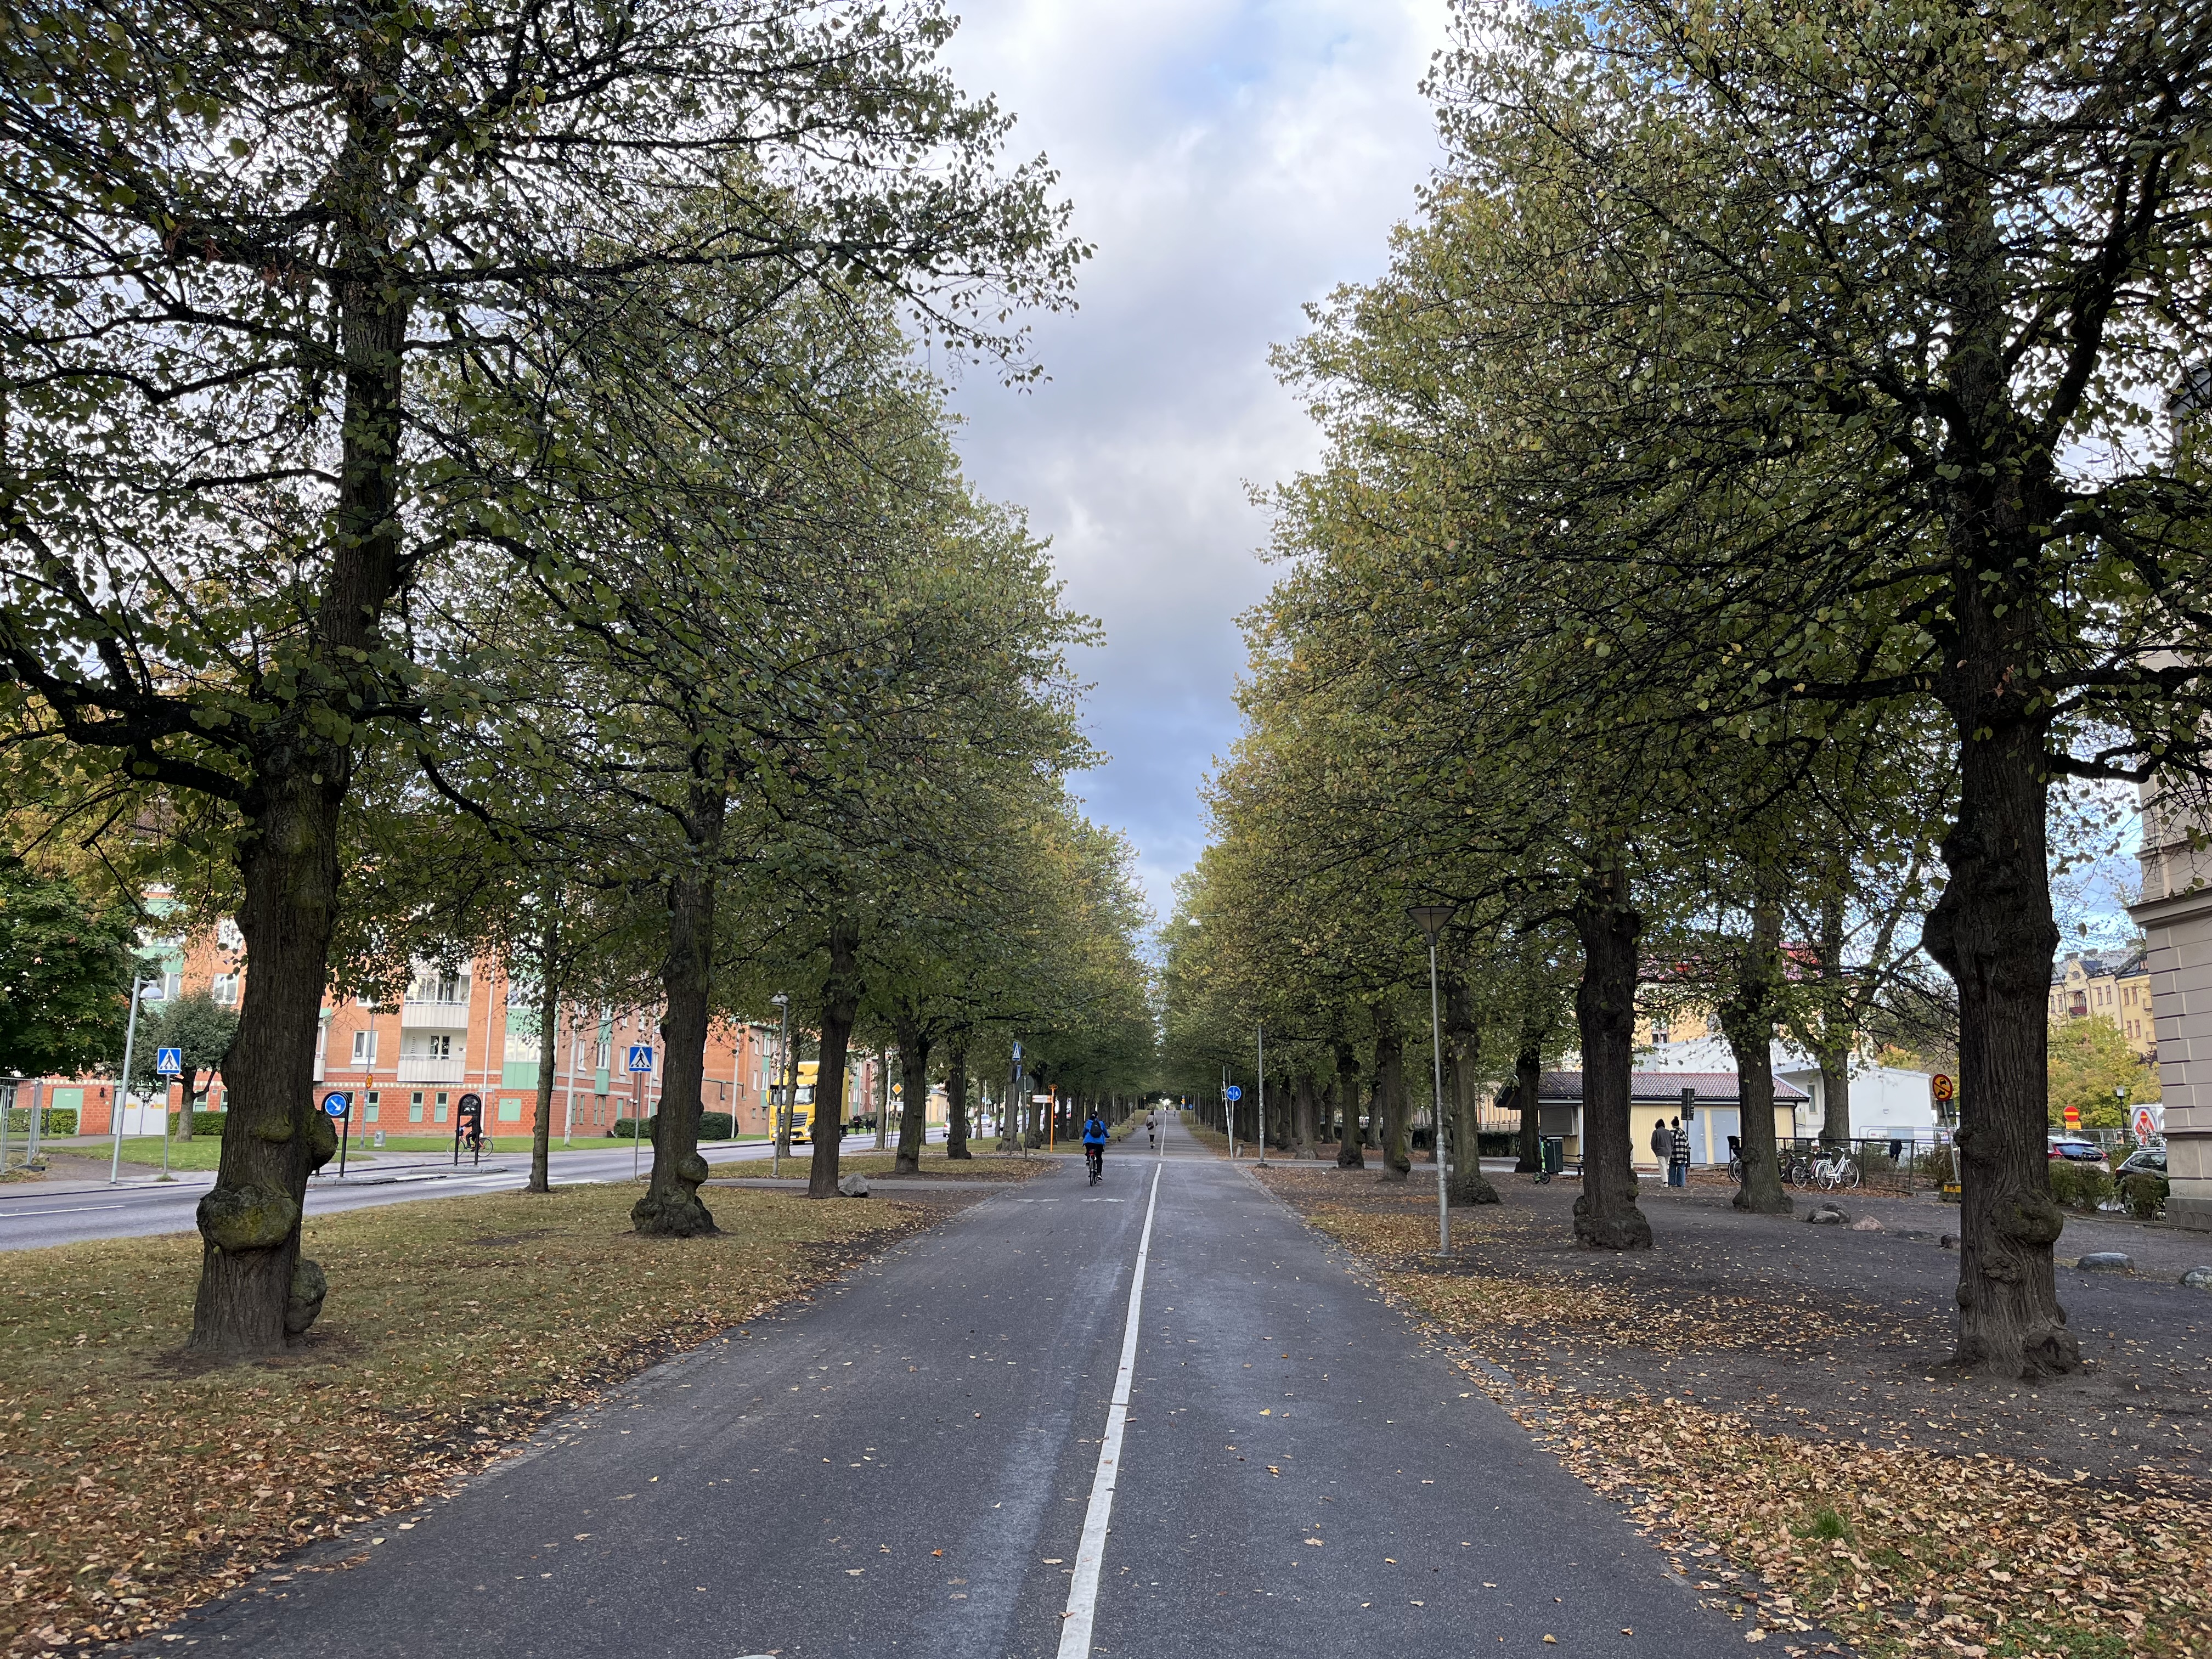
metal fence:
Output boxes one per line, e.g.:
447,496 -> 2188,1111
1769,1135 -> 1955,1196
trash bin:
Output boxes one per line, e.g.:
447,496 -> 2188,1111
1541,1135 -> 1565,1175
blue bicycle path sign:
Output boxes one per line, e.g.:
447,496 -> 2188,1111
1224,1084 -> 1243,1101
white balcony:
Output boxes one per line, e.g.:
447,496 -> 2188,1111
401,997 -> 471,1030
395,1055 -> 467,1084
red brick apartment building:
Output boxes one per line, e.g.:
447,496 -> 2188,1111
28,895 -> 874,1142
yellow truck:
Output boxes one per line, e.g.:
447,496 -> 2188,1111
772,1061 -> 820,1144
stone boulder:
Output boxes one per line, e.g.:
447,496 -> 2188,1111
837,1173 -> 871,1199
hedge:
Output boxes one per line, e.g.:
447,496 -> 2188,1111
2,1109 -> 78,1136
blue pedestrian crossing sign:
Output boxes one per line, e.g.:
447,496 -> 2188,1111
627,1045 -> 654,1073
154,1047 -> 183,1076
1224,1084 -> 1242,1101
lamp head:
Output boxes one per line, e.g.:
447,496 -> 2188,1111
1407,904 -> 1455,944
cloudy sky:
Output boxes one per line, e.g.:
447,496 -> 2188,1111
938,1 -> 1455,926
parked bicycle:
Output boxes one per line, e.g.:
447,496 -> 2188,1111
1810,1148 -> 1861,1190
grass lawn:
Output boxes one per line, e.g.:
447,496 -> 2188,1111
363,1133 -> 767,1154
710,1148 -> 1060,1182
0,1181 -> 940,1651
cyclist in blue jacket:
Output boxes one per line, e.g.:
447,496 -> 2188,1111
1081,1112 -> 1109,1183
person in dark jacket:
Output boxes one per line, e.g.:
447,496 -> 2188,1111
1649,1117 -> 1672,1178
1668,1116 -> 1691,1186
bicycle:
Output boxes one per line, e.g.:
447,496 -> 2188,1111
1085,1145 -> 1103,1185
1812,1148 -> 1860,1190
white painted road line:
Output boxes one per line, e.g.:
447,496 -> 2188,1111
1057,1160 -> 1164,1658
1,1204 -> 132,1218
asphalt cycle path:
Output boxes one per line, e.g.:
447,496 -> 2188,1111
134,1120 -> 1745,1658
0,1132 -> 936,1252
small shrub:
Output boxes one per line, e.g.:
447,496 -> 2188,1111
2121,1172 -> 2169,1220
188,1111 -> 225,1137
698,1111 -> 733,1140
1476,1131 -> 1518,1157
2046,1160 -> 2114,1212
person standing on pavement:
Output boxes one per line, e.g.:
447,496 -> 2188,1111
1649,1116 -> 1671,1181
1668,1116 -> 1691,1187
1146,1109 -> 1158,1148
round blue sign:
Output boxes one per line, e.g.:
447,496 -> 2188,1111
321,1092 -> 351,1119
1224,1085 -> 1243,1101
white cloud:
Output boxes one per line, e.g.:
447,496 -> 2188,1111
939,0 -> 1453,917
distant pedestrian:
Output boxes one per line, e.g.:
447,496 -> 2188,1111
1649,1117 -> 1671,1178
1146,1109 -> 1158,1148
1668,1117 -> 1691,1187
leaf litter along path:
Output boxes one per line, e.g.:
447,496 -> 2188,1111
1254,1164 -> 2212,1659
0,1180 -> 978,1654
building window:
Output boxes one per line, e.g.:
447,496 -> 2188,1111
1650,1023 -> 1669,1045
435,1091 -> 450,1123
499,1097 -> 523,1122
216,917 -> 244,952
365,1090 -> 380,1124
211,974 -> 240,1006
410,1092 -> 425,1123
352,1029 -> 377,1066
595,1036 -> 612,1071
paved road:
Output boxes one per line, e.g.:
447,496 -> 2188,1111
138,1119 -> 1743,1658
0,1132 -> 939,1252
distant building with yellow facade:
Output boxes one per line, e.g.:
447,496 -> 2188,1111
2049,949 -> 2154,1059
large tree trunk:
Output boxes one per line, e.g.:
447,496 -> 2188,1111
945,1043 -> 972,1160
527,904 -> 559,1197
1719,884 -> 1791,1215
894,1015 -> 932,1173
808,915 -> 864,1199
1374,1002 -> 1410,1182
1444,968 -> 1498,1205
1513,1033 -> 1545,1173
189,776 -> 343,1357
1333,1038 -> 1365,1168
1570,864 -> 1651,1251
1291,1071 -> 1317,1159
636,789 -> 722,1237
1923,640 -> 2075,1376
1815,887 -> 1853,1145
186,240 -> 407,1356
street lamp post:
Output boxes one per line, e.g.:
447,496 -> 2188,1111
1254,1026 -> 1267,1167
1409,904 -> 1456,1256
110,973 -> 161,1184
771,993 -> 790,1178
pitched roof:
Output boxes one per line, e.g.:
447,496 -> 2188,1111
1536,1069 -> 1809,1105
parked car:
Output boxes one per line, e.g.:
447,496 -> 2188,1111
2117,1146 -> 2168,1178
2046,1137 -> 2110,1166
